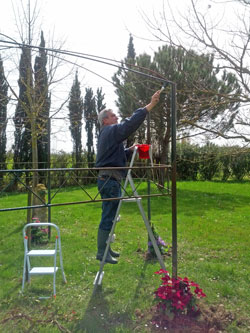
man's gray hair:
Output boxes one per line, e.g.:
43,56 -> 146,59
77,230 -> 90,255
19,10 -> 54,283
98,109 -> 112,126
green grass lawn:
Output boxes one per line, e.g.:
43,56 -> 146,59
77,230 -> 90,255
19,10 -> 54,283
0,181 -> 250,332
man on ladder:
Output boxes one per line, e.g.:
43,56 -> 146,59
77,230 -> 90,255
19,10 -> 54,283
95,89 -> 161,264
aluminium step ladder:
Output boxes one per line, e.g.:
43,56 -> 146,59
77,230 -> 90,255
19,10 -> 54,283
93,146 -> 167,290
22,222 -> 67,298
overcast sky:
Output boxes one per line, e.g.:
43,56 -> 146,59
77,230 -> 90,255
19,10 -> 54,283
1,0 -> 172,152
41,0 -> 164,98
0,0 -> 166,102
1,0 -> 239,151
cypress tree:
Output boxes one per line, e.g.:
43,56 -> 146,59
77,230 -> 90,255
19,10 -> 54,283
95,87 -> 106,138
68,71 -> 84,167
34,31 -> 51,171
127,34 -> 136,61
13,46 -> 33,172
0,55 -> 8,184
83,87 -> 96,167
112,35 -> 145,146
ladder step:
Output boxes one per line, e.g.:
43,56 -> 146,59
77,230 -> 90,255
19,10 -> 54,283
122,197 -> 141,202
30,267 -> 58,275
110,233 -> 116,243
94,271 -> 104,285
28,250 -> 56,256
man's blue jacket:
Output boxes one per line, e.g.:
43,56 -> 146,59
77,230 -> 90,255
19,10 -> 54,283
96,107 -> 147,175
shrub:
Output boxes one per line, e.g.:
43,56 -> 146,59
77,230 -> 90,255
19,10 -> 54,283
219,147 -> 232,181
176,143 -> 200,180
231,151 -> 248,180
50,151 -> 72,188
199,144 -> 220,180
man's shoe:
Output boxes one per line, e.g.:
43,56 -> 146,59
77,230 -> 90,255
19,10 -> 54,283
109,248 -> 120,258
96,252 -> 118,264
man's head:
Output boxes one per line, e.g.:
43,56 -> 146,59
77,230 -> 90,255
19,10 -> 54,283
98,109 -> 118,127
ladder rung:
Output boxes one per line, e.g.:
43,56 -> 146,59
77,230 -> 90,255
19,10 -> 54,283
29,267 -> 58,275
93,271 -> 104,285
122,197 -> 141,202
28,250 -> 56,256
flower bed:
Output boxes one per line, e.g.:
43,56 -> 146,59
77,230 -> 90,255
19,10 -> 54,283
153,269 -> 206,328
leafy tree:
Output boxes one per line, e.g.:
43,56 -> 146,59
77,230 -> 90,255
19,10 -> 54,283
68,71 -> 84,168
114,42 -> 241,167
11,1 -> 40,190
142,0 -> 250,143
83,87 -> 96,167
0,55 -> 8,185
152,46 -> 241,162
34,31 -> 51,172
6,1 -> 68,193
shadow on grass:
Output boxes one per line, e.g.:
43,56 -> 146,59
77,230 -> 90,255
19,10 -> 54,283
4,224 -> 23,237
177,188 -> 250,217
1,253 -> 23,273
123,185 -> 250,218
74,286 -> 134,333
74,261 -> 150,333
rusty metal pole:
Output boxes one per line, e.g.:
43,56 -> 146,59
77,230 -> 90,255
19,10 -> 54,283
171,83 -> 177,278
146,112 -> 152,253
47,117 -> 51,238
26,191 -> 32,249
146,112 -> 151,222
26,191 -> 32,281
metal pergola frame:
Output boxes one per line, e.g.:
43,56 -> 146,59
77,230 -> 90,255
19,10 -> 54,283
0,42 -> 177,276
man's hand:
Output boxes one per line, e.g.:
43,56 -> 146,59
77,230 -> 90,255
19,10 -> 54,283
145,90 -> 161,112
128,143 -> 137,151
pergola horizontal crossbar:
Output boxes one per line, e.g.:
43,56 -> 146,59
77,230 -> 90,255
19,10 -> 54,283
0,165 -> 171,212
0,193 -> 171,212
0,165 -> 171,173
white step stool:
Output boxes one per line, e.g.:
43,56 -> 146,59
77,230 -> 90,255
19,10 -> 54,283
22,222 -> 67,298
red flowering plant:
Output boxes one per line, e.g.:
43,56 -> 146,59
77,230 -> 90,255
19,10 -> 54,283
31,217 -> 48,245
153,269 -> 206,322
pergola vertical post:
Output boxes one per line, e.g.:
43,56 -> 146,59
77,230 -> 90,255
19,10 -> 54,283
171,83 -> 177,278
146,113 -> 152,253
47,117 -> 51,238
146,112 -> 151,222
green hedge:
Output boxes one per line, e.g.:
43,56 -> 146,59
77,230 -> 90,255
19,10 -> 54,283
176,143 -> 200,180
1,145 -> 250,193
176,143 -> 250,181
